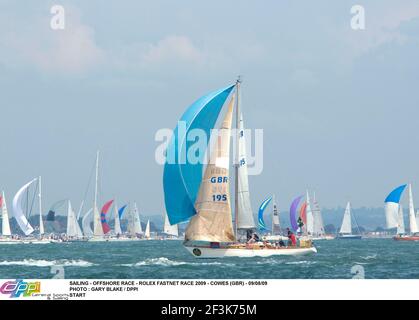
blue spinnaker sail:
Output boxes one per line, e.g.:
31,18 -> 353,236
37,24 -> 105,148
118,205 -> 128,220
163,85 -> 235,225
385,185 -> 407,204
258,197 -> 273,231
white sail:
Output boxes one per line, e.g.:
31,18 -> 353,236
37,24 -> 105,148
185,94 -> 235,242
67,201 -> 83,238
82,208 -> 94,237
237,113 -> 256,230
92,151 -> 103,237
12,179 -> 36,236
340,202 -> 352,234
128,203 -> 142,236
312,193 -> 325,236
145,220 -> 151,239
38,176 -> 44,236
397,204 -> 406,235
306,191 -> 314,235
408,184 -> 418,234
272,195 -> 281,235
93,206 -> 103,236
164,214 -> 179,237
113,201 -> 122,235
416,210 -> 419,233
1,191 -> 12,236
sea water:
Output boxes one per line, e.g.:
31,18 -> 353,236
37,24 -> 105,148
0,239 -> 418,279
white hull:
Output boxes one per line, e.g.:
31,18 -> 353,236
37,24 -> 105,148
262,235 -> 289,241
308,235 -> 335,241
185,245 -> 317,258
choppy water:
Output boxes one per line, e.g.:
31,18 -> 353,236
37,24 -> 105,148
0,239 -> 418,279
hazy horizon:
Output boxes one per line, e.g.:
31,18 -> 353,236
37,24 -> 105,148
1,1 -> 419,214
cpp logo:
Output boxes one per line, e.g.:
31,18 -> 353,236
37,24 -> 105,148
0,280 -> 41,298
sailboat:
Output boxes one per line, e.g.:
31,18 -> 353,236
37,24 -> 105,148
144,220 -> 151,240
12,178 -> 51,244
309,192 -> 334,240
82,208 -> 94,237
163,80 -> 316,258
126,202 -> 143,239
0,191 -> 19,244
66,200 -> 84,240
337,202 -> 362,239
259,195 -> 288,241
163,213 -> 179,239
394,184 -> 419,241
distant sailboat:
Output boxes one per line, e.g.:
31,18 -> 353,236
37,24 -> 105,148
145,220 -> 151,240
127,202 -> 143,237
113,201 -> 123,236
259,195 -> 287,242
82,208 -> 94,237
1,191 -> 12,238
163,81 -> 316,258
163,214 -> 179,239
394,184 -> 419,241
13,179 -> 36,236
258,196 -> 272,233
66,200 -> 83,239
337,202 -> 362,240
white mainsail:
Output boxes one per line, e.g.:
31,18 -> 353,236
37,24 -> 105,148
306,191 -> 314,235
13,179 -> 36,236
340,202 -> 352,234
185,94 -> 235,242
145,220 -> 151,239
164,214 -> 179,237
67,201 -> 83,238
38,176 -> 44,236
1,191 -> 12,236
237,113 -> 256,231
113,201 -> 122,235
92,151 -> 103,237
272,195 -> 281,235
312,193 -> 325,236
397,204 -> 406,235
0,191 -> 12,237
128,202 -> 142,236
82,208 -> 94,237
408,184 -> 418,234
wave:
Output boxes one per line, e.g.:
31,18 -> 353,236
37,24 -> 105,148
120,257 -> 233,267
255,259 -> 316,266
0,259 -> 95,267
360,254 -> 377,261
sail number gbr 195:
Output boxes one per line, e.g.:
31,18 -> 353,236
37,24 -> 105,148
211,176 -> 228,202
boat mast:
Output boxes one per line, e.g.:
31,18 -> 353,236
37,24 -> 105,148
234,77 -> 241,240
38,176 -> 44,236
272,194 -> 275,234
94,151 -> 99,215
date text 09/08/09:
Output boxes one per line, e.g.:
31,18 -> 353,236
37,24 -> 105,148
161,305 -> 257,318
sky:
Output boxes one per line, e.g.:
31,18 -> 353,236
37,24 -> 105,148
0,0 -> 419,215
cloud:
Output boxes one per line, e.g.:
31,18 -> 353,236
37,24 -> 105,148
345,1 -> 419,57
0,6 -> 104,74
141,35 -> 204,66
